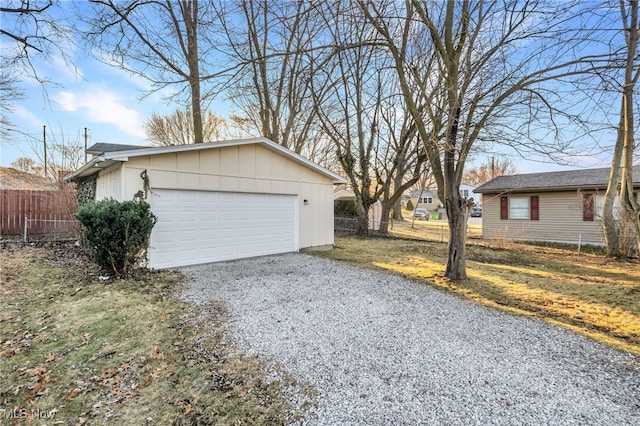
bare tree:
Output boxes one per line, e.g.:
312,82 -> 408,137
145,108 -> 239,146
1,0 -> 75,132
84,0 -> 220,144
360,0 -> 612,280
215,0 -> 336,163
463,158 -> 517,185
375,96 -> 428,233
10,157 -> 36,173
602,0 -> 640,256
309,3 -> 391,235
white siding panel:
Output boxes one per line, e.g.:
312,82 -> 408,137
149,189 -> 297,268
95,166 -> 122,200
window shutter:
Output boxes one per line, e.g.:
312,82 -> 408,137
500,196 -> 508,220
583,193 -> 594,221
530,196 -> 539,220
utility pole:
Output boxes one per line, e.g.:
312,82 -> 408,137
84,127 -> 88,163
43,125 -> 47,178
491,156 -> 495,179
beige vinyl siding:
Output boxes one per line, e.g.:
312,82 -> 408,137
482,190 -> 605,245
102,143 -> 335,249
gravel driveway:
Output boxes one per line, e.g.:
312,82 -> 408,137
179,253 -> 640,425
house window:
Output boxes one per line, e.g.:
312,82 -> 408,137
460,189 -> 469,198
586,194 -> 622,221
509,196 -> 529,219
501,195 -> 539,220
419,197 -> 433,204
583,193 -> 594,221
595,194 -> 605,220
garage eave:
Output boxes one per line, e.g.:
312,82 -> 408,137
66,157 -> 122,181
97,138 -> 347,184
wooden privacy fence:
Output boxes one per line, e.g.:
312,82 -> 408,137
0,189 -> 78,239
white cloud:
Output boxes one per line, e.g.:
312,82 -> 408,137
55,88 -> 146,140
12,105 -> 43,128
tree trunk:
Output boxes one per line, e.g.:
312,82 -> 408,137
444,193 -> 470,280
392,199 -> 404,221
604,0 -> 640,255
378,203 -> 392,234
619,0 -> 640,252
392,170 -> 405,221
354,197 -> 370,235
602,108 -> 624,257
184,0 -> 203,144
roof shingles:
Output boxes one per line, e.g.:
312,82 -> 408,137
475,165 -> 640,194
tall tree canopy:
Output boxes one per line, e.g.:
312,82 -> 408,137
84,0 -> 224,144
359,0 -> 614,279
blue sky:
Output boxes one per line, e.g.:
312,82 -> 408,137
0,0 -> 632,175
2,40 -> 171,166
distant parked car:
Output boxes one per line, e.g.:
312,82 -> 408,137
412,208 -> 429,220
470,207 -> 482,217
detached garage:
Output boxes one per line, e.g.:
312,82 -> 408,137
70,138 -> 346,268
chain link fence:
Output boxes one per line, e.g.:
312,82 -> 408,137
0,216 -> 79,242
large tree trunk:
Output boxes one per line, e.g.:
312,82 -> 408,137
602,107 -> 624,257
619,0 -> 640,252
392,199 -> 404,221
378,203 -> 392,234
184,0 -> 203,144
604,0 -> 640,255
392,170 -> 405,221
354,196 -> 370,235
445,195 -> 470,280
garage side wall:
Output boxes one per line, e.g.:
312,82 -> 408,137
95,164 -> 123,201
118,144 -> 335,249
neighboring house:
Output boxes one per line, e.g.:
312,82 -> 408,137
407,183 -> 479,216
0,166 -> 58,190
69,137 -> 346,268
474,166 -> 640,246
333,189 -> 383,231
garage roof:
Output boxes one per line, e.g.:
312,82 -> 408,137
68,137 -> 347,184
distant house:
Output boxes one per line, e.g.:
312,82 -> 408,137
334,188 -> 383,231
0,166 -> 57,190
407,183 -> 479,216
474,166 -> 640,246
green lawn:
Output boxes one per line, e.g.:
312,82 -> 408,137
315,225 -> 640,356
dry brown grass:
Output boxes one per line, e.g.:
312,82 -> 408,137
315,231 -> 640,356
0,242 -> 303,424
388,217 -> 482,242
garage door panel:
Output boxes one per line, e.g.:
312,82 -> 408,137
149,190 -> 297,268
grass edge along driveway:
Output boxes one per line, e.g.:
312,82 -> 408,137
313,233 -> 640,357
0,243 -> 304,425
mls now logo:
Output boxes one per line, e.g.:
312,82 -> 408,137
0,408 -> 57,420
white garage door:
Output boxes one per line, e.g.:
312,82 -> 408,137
149,189 -> 298,268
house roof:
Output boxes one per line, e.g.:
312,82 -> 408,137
0,167 -> 58,190
68,137 -> 347,184
475,165 -> 640,194
408,189 -> 438,197
86,143 -> 149,156
334,189 -> 355,200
